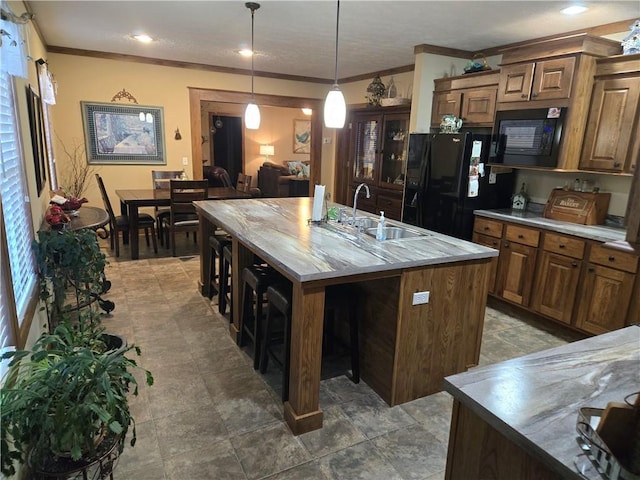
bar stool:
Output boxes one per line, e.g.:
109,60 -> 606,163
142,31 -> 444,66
219,244 -> 233,316
239,265 -> 282,369
261,283 -> 360,401
206,233 -> 231,301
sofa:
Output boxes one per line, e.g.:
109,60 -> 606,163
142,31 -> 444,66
258,161 -> 309,197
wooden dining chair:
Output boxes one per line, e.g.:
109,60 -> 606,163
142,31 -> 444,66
163,179 -> 208,257
95,174 -> 158,257
152,170 -> 183,243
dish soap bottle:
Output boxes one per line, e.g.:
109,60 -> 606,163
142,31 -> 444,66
376,211 -> 386,241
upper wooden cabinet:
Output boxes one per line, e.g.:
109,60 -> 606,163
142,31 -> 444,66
431,70 -> 499,127
497,57 -> 575,103
579,54 -> 640,174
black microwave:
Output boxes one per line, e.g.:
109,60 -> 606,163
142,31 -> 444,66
491,107 -> 565,168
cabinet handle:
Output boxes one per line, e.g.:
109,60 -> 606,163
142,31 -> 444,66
492,241 -> 498,246
504,242 -> 510,248
518,234 -> 524,239
559,244 -> 565,249
614,162 -> 621,168
608,255 -> 615,262
571,262 -> 578,267
483,226 -> 490,231
521,94 -> 528,98
588,267 -> 595,272
531,92 -> 538,98
632,164 -> 636,170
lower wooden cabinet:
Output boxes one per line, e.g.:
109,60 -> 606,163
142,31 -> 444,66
574,264 -> 635,335
531,252 -> 581,324
472,215 -> 638,335
497,240 -> 537,306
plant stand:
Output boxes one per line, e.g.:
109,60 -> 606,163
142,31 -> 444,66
30,433 -> 123,480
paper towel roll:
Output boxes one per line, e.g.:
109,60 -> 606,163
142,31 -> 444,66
312,185 -> 325,222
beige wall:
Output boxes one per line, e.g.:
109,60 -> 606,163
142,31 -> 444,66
47,53 -> 327,207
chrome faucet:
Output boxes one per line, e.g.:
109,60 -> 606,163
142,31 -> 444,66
352,183 -> 370,227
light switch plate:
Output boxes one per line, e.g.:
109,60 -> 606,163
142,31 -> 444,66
412,291 -> 430,305
489,172 -> 497,184
182,157 -> 189,165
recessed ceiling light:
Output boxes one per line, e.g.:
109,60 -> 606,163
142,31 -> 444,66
238,48 -> 253,57
133,34 -> 153,43
561,5 -> 588,15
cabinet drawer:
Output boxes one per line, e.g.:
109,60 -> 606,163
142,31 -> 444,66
474,217 -> 503,238
505,224 -> 540,247
472,232 -> 501,250
589,244 -> 638,273
543,233 -> 585,259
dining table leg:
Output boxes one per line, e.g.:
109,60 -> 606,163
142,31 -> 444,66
129,205 -> 140,260
283,283 -> 325,434
198,214 -> 212,297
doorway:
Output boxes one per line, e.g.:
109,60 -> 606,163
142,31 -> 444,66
210,114 -> 243,185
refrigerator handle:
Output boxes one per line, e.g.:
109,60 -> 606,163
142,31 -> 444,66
415,139 -> 432,228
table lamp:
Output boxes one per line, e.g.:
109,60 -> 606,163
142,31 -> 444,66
260,144 -> 275,162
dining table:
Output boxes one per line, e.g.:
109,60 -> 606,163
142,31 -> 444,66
115,186 -> 251,260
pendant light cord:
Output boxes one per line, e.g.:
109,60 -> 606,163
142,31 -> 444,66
250,6 -> 255,99
333,0 -> 340,86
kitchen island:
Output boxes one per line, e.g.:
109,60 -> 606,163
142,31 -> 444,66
195,197 -> 497,434
443,325 -> 640,480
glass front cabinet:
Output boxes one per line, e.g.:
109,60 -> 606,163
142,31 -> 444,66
350,106 -> 410,220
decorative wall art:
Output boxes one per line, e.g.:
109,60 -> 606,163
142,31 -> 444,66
293,119 -> 311,154
81,102 -> 165,165
25,85 -> 47,195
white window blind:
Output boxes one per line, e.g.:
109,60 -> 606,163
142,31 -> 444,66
0,71 -> 37,346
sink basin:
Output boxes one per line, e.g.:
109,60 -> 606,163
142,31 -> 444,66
364,226 -> 426,240
342,217 -> 377,229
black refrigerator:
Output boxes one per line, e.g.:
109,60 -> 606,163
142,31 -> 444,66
402,132 -> 515,240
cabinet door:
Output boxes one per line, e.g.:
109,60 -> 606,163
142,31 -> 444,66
574,264 -> 635,335
472,232 -> 501,294
531,57 -> 575,101
497,63 -> 535,103
352,114 -> 381,182
379,113 -> 409,189
531,252 -> 581,324
431,91 -> 462,126
580,76 -> 640,172
461,88 -> 497,125
498,241 -> 538,306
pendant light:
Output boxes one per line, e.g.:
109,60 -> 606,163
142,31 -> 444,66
324,0 -> 346,128
245,2 -> 261,130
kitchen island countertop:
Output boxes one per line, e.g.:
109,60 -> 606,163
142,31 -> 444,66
197,197 -> 497,284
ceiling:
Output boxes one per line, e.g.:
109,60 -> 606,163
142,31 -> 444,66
28,1 -> 640,82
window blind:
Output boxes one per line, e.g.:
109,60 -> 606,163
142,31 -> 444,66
0,71 -> 37,344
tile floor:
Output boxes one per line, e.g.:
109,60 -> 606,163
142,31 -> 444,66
98,235 -> 585,480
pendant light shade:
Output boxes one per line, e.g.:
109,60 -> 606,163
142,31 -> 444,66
324,0 -> 346,128
324,87 -> 346,128
245,102 -> 261,130
245,2 -> 261,130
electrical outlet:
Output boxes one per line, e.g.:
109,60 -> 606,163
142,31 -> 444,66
322,137 -> 331,144
412,291 -> 430,305
182,157 -> 189,165
489,172 -> 497,184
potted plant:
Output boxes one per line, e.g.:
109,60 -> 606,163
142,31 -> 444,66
0,321 -> 153,476
33,228 -> 112,332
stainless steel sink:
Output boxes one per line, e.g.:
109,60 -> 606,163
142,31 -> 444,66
364,226 -> 426,240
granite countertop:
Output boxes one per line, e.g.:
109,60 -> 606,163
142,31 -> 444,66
444,325 -> 640,480
195,197 -> 496,283
475,209 -> 627,243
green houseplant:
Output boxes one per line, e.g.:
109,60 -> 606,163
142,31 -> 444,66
0,321 -> 153,476
33,228 -> 111,332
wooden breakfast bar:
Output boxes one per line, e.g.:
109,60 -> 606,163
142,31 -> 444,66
195,197 -> 498,434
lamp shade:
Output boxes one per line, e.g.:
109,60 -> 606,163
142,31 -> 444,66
245,102 -> 260,129
259,144 -> 274,156
324,86 -> 346,128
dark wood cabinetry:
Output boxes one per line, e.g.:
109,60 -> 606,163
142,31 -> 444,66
580,54 -> 640,174
472,215 -> 639,335
431,70 -> 499,127
348,106 -> 409,220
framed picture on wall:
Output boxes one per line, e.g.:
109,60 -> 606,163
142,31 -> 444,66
293,119 -> 311,154
25,85 -> 47,195
81,101 -> 166,164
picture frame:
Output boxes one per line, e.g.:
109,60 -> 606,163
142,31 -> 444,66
25,85 -> 47,195
293,119 -> 311,154
81,101 -> 166,165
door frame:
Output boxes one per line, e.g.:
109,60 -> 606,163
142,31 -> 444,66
188,87 -> 323,189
